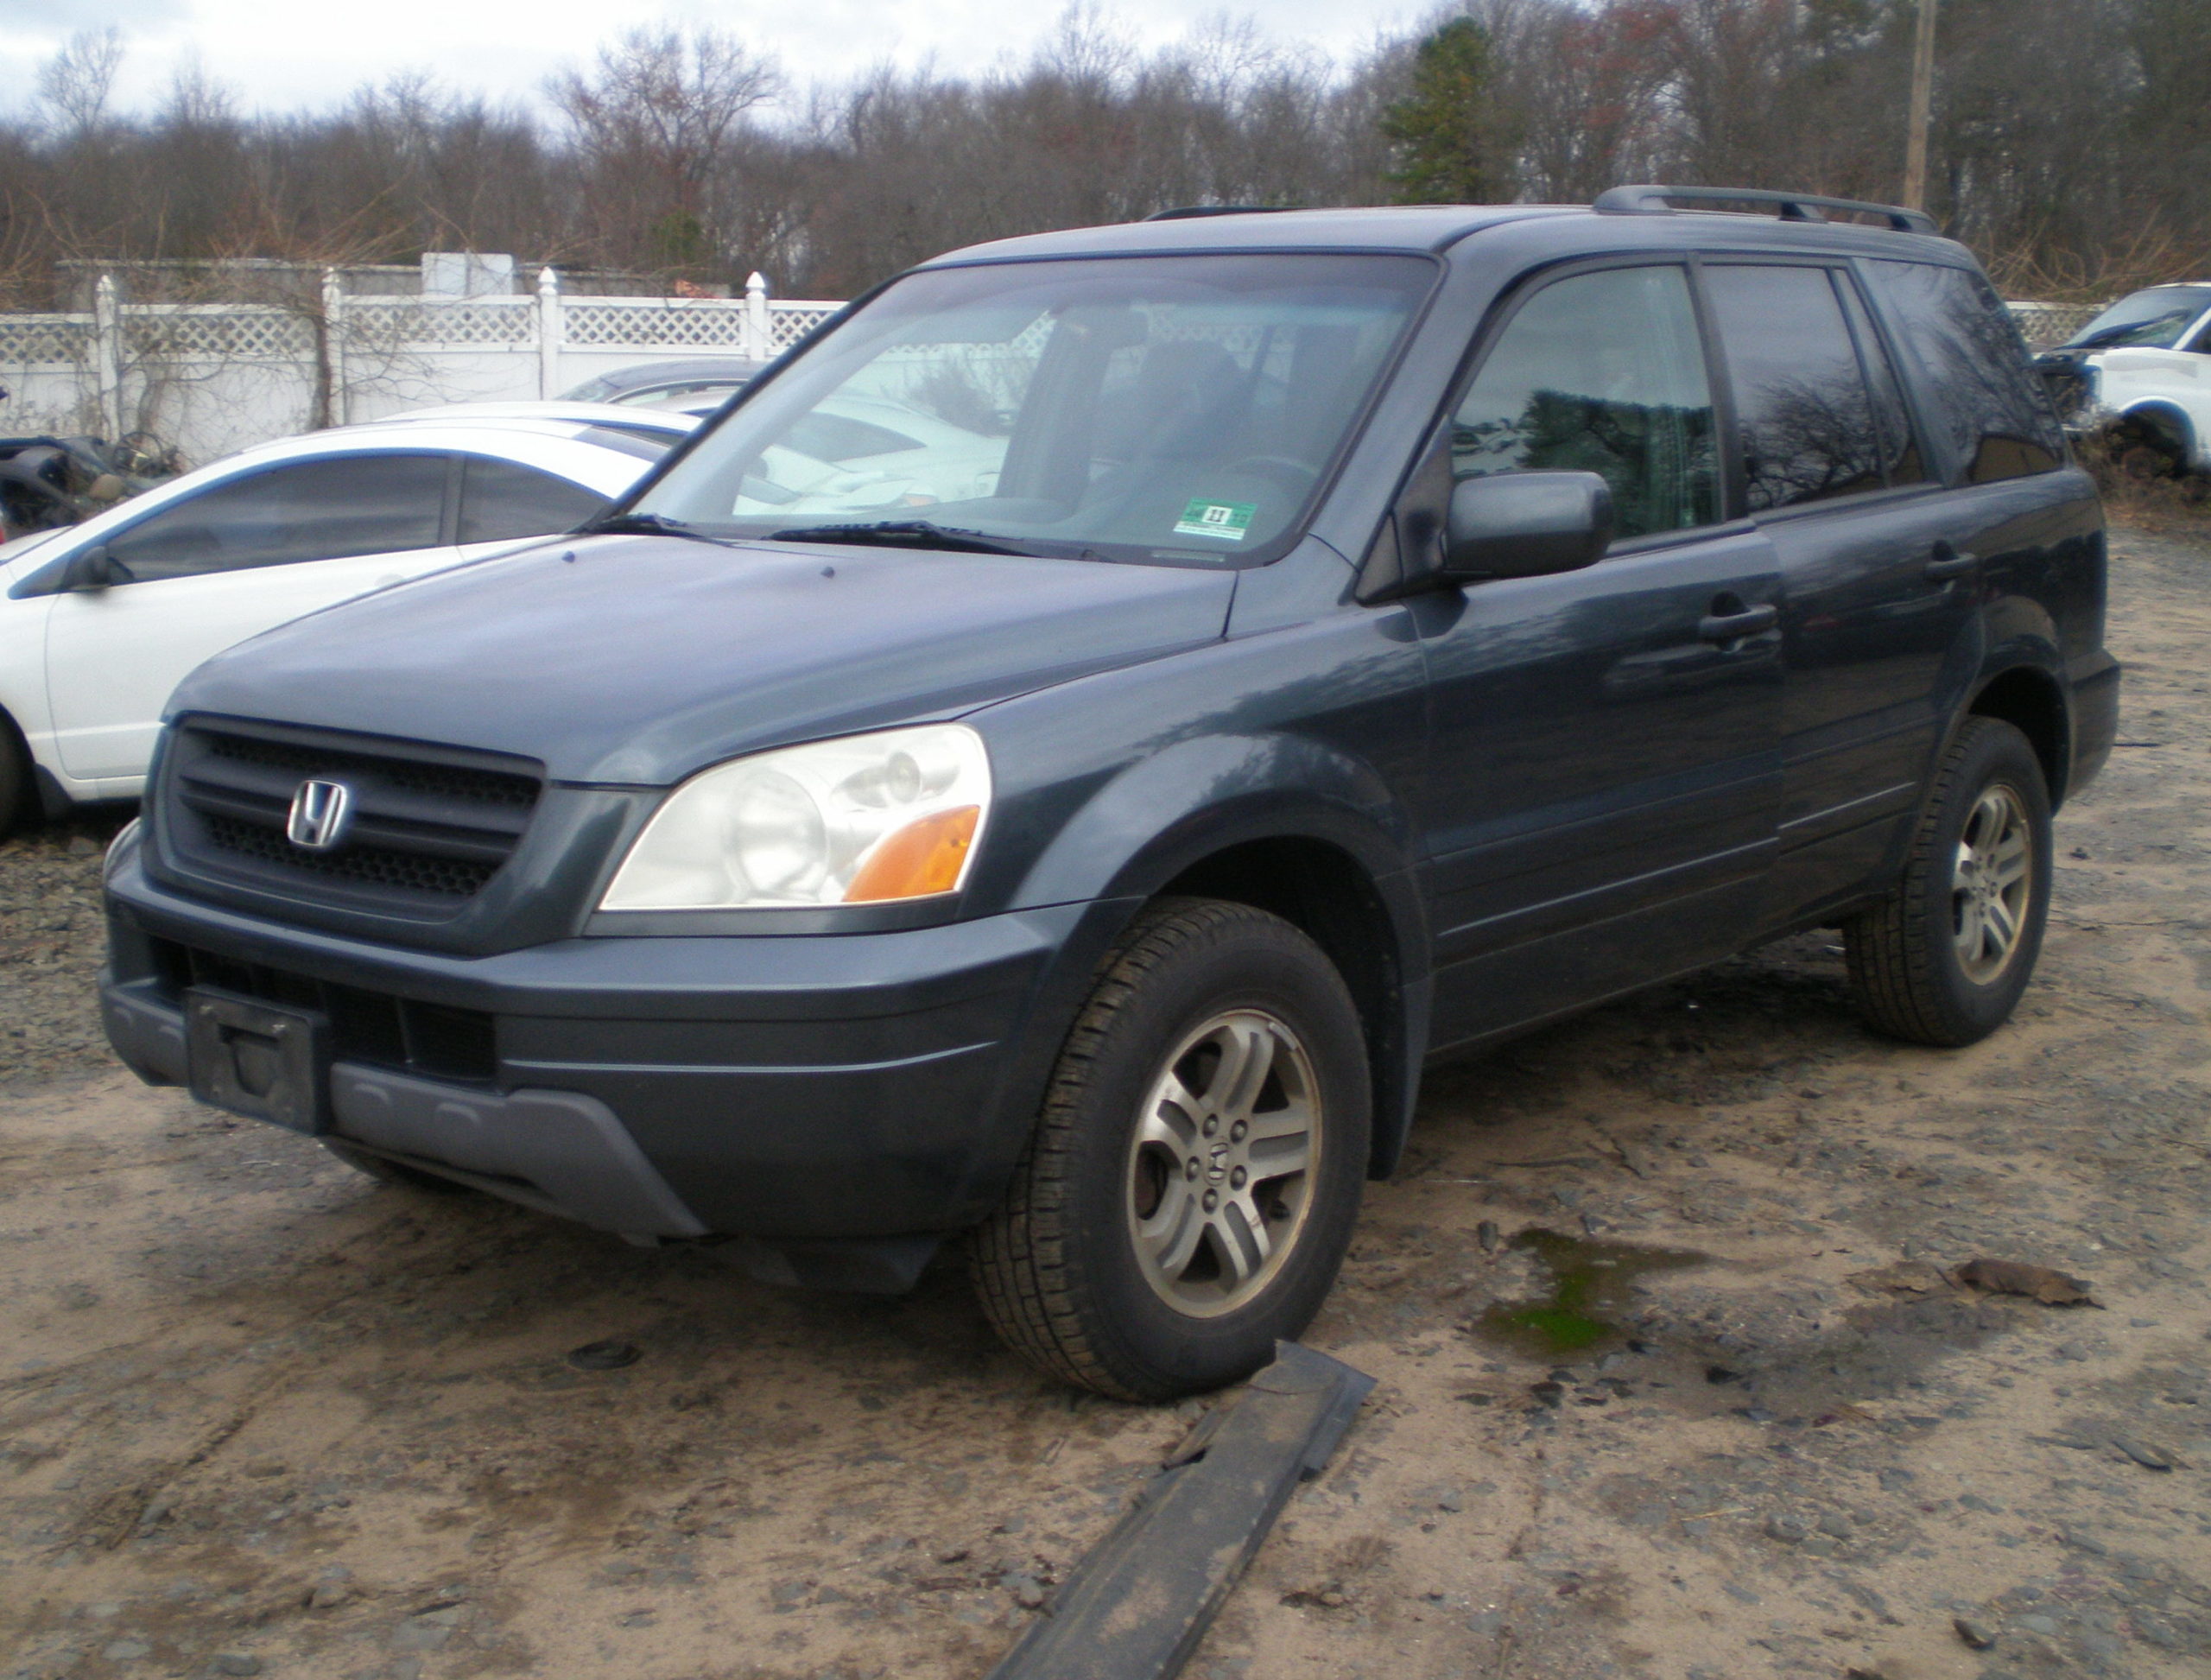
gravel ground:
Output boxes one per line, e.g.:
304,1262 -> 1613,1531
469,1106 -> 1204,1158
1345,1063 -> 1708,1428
3,523 -> 2208,1680
0,806 -> 131,1088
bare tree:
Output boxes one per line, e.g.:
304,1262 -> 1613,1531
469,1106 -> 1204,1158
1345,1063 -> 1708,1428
548,26 -> 782,274
0,4 -> 2204,313
36,29 -> 127,142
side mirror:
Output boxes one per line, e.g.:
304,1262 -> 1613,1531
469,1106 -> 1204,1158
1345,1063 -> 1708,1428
59,545 -> 124,593
1442,471 -> 1614,582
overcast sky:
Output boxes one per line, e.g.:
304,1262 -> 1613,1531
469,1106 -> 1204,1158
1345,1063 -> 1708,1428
0,1 -> 1432,120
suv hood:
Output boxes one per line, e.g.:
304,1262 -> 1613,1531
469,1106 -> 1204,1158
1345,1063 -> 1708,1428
168,535 -> 1236,785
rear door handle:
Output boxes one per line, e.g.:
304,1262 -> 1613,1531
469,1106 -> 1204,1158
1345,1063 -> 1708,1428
1698,603 -> 1778,643
1923,548 -> 1978,581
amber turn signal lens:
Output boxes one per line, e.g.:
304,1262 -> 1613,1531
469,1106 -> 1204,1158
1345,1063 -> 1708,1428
843,805 -> 980,902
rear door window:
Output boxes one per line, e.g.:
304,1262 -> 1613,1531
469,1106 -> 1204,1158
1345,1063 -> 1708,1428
457,457 -> 608,544
1703,265 -> 1886,511
105,453 -> 449,582
1867,261 -> 2064,483
1452,264 -> 1720,541
1835,276 -> 1931,489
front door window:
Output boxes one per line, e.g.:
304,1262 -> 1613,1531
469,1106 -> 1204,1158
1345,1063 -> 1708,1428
1451,265 -> 1720,542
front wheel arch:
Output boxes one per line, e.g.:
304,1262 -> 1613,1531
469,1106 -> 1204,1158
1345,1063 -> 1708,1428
2114,403 -> 2199,473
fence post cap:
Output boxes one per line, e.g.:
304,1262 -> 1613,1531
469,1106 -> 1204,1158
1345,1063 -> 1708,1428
538,266 -> 561,296
746,272 -> 769,299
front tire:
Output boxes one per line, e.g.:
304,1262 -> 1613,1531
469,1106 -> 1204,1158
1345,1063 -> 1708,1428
1844,717 -> 2052,1047
0,714 -> 35,840
970,898 -> 1372,1401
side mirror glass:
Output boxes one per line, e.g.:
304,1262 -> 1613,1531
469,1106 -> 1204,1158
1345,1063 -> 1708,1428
1442,471 -> 1614,582
59,544 -> 124,593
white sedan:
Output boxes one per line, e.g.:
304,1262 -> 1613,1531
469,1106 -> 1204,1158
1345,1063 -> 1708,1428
0,414 -> 684,829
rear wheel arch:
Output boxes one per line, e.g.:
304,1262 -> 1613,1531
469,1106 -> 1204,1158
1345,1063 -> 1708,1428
1965,663 -> 2069,808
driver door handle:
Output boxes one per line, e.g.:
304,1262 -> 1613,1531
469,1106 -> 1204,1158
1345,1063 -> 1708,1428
1699,603 -> 1777,643
1923,546 -> 1978,581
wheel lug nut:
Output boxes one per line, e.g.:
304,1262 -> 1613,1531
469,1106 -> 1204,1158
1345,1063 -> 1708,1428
1202,1190 -> 1219,1212
1230,1121 -> 1247,1142
1202,1117 -> 1218,1137
1230,1166 -> 1247,1189
1185,1157 -> 1201,1181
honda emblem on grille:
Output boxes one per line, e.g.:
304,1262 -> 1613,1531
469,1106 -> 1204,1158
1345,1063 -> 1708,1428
285,779 -> 355,852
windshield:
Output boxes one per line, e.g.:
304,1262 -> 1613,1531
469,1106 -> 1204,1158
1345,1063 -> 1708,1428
635,252 -> 1435,564
2064,285 -> 2211,351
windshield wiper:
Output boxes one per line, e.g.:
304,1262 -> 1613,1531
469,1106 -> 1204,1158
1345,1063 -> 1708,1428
767,519 -> 1042,557
578,510 -> 722,542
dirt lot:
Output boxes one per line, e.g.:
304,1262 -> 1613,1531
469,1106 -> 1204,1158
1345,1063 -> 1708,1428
5,525 -> 2210,1680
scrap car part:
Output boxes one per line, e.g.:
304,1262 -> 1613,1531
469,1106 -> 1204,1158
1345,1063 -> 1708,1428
985,1341 -> 1375,1680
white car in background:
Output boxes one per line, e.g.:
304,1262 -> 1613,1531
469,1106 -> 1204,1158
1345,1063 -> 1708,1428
735,394 -> 1008,515
2036,283 -> 2211,478
0,415 -> 682,830
371,401 -> 700,443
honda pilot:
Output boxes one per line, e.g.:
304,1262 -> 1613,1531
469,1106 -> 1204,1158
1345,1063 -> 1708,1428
100,187 -> 2118,1400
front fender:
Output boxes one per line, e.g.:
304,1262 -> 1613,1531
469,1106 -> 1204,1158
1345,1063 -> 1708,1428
1008,730 -> 1417,911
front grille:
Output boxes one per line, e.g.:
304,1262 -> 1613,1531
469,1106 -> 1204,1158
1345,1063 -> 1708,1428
149,936 -> 498,1084
164,720 -> 542,913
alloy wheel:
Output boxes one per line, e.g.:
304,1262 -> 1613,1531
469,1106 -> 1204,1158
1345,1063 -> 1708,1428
1124,1008 -> 1321,1318
1952,783 -> 2034,984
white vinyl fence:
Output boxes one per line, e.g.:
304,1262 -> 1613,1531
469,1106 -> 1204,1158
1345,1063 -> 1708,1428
0,269 -> 843,465
0,276 -> 2100,466
2007,300 -> 2103,349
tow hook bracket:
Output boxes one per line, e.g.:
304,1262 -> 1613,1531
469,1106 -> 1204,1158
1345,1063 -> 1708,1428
985,1341 -> 1376,1680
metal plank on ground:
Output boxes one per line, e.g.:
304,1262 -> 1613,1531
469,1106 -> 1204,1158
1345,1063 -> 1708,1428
985,1342 -> 1376,1680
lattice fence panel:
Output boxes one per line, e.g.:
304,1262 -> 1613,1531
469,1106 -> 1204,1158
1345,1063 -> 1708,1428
2007,301 -> 2103,348
564,300 -> 749,351
124,307 -> 316,363
767,305 -> 841,352
341,298 -> 536,350
0,315 -> 95,366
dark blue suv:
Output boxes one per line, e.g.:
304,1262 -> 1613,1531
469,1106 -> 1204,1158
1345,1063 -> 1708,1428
100,188 -> 2118,1399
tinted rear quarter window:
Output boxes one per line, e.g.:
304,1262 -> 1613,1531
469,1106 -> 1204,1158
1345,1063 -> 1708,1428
1869,261 -> 2064,483
459,457 -> 608,544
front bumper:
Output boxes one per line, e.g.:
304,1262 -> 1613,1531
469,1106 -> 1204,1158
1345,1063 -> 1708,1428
104,840 -> 1117,1265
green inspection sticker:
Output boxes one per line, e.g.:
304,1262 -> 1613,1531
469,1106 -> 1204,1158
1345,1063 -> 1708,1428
1172,498 -> 1258,542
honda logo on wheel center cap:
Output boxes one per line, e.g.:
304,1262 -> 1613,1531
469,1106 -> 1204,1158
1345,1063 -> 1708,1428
286,779 -> 355,852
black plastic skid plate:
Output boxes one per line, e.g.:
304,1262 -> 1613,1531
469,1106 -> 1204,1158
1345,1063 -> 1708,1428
985,1342 -> 1376,1680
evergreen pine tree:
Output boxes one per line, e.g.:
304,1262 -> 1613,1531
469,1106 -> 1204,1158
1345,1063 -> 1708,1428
1378,17 -> 1507,205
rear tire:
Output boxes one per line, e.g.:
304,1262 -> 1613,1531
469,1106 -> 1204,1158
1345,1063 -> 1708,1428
1844,717 -> 2052,1047
970,897 -> 1371,1402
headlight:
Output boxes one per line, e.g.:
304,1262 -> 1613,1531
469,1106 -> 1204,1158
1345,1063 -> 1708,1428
599,724 -> 991,911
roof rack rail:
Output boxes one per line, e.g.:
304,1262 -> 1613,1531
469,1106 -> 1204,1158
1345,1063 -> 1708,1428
1143,204 -> 1299,222
1592,185 -> 1938,236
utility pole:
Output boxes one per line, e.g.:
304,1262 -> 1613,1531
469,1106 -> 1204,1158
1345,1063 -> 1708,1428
1902,0 -> 1937,210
